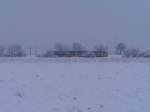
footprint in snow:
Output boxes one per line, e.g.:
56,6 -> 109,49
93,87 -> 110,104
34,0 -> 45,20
14,91 -> 23,98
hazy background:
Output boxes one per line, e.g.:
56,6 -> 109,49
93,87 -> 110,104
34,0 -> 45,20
0,0 -> 150,50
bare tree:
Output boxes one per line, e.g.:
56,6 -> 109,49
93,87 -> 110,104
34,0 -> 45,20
72,43 -> 87,51
94,45 -> 108,57
115,43 -> 126,55
53,43 -> 70,51
94,45 -> 108,52
6,45 -> 26,57
124,48 -> 140,57
53,43 -> 71,57
42,50 -> 56,57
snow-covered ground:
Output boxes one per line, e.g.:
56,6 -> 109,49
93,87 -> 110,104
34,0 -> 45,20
0,58 -> 150,112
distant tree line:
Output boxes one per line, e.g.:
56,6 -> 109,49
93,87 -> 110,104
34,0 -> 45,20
41,43 -> 108,58
115,43 -> 150,58
0,43 -> 108,58
0,42 -> 149,58
0,45 -> 26,57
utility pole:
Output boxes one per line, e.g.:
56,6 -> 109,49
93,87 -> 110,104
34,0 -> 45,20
29,47 -> 32,57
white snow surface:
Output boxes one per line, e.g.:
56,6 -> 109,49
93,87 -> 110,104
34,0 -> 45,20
0,58 -> 150,112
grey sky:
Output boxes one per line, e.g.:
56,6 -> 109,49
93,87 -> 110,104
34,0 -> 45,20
0,0 -> 150,50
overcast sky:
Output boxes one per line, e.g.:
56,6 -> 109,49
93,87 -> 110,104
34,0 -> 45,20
0,0 -> 150,50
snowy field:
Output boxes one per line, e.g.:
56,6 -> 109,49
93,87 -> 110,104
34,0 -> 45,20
1,58 -> 150,112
